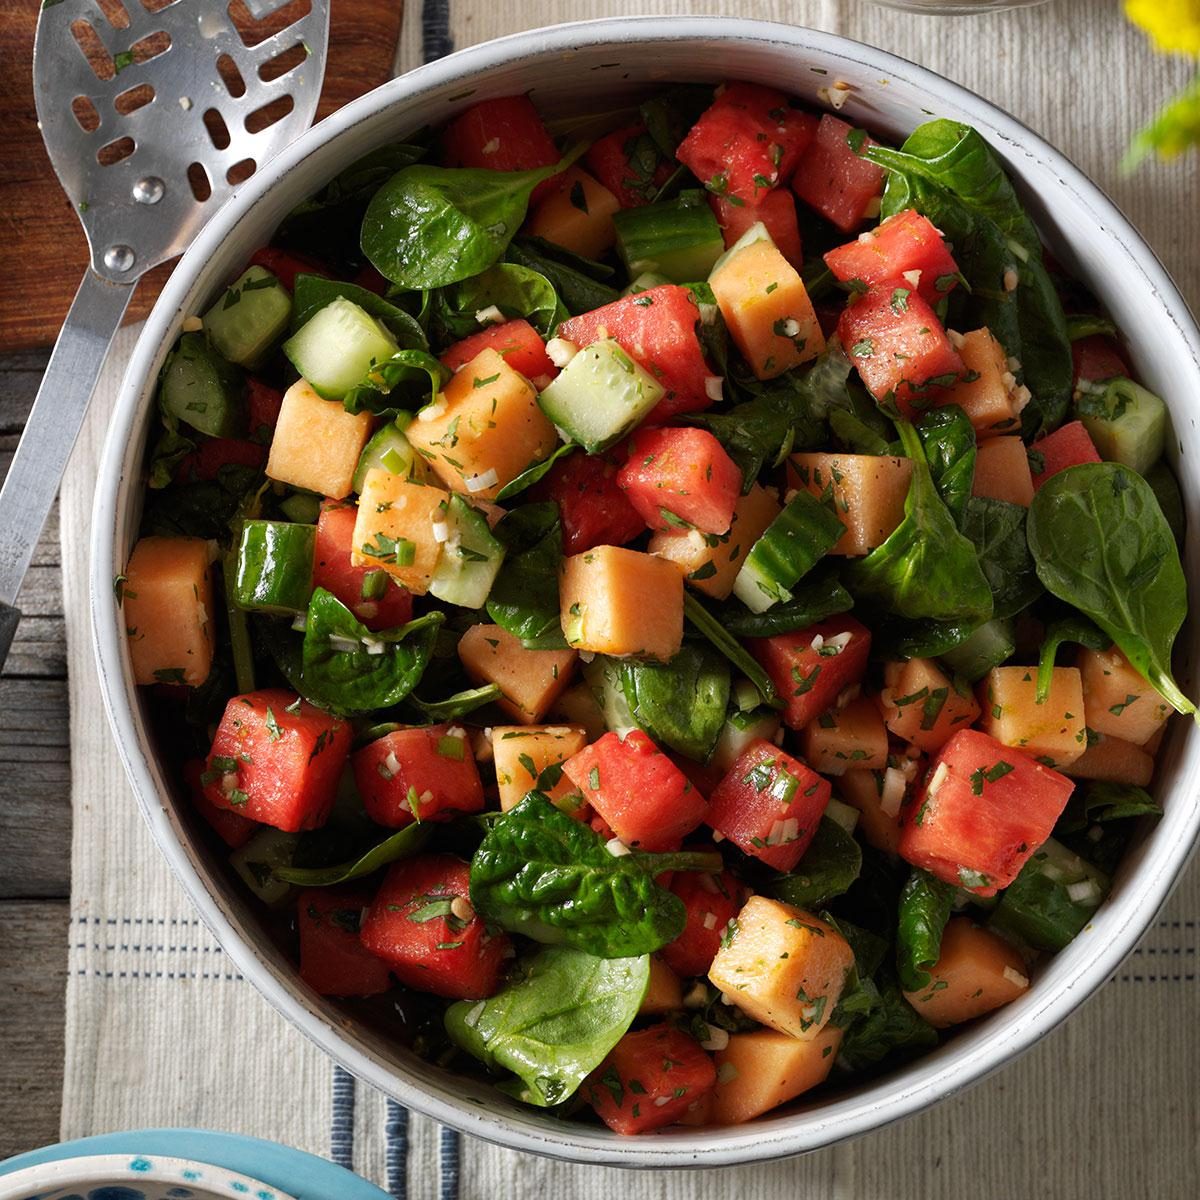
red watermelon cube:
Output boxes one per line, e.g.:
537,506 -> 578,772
661,869 -> 745,978
562,730 -> 708,851
202,689 -> 351,832
440,318 -> 556,385
532,449 -> 645,555
1029,420 -> 1101,490
1071,335 -> 1129,389
899,728 -> 1076,896
359,855 -> 511,1000
705,740 -> 831,873
710,188 -> 804,270
792,115 -> 886,233
247,377 -> 284,440
585,122 -> 675,208
440,95 -> 560,204
297,888 -> 393,997
183,759 -> 257,849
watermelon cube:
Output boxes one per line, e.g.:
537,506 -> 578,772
750,616 -> 872,731
705,739 -> 831,872
297,888 -> 393,997
661,869 -> 745,978
1071,335 -> 1129,389
183,758 -> 257,849
351,724 -> 485,829
899,728 -> 1076,895
710,188 -> 805,270
584,122 -> 674,208
440,318 -> 556,385
532,450 -> 645,556
359,855 -> 511,1000
791,115 -> 886,233
313,500 -> 414,631
439,95 -> 560,204
1028,420 -> 1101,490
202,689 -> 351,832
561,730 -> 707,851
617,427 -> 743,535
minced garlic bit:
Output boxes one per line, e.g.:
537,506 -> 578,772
181,315 -> 203,333
705,375 -> 725,402
545,337 -> 578,368
880,766 -> 907,818
465,467 -> 499,493
450,896 -> 475,923
418,397 -> 447,422
817,81 -> 853,110
702,911 -> 718,930
947,328 -> 966,350
1002,965 -> 1030,989
700,1026 -> 730,1052
1003,267 -> 1020,292
927,761 -> 950,797
481,137 -> 500,155
605,837 -> 631,857
474,304 -> 505,325
902,268 -> 923,289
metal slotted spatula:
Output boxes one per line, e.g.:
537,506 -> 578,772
0,0 -> 330,669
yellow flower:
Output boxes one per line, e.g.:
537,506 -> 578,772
1126,0 -> 1200,55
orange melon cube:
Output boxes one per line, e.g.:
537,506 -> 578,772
710,1025 -> 842,1125
801,696 -> 889,775
122,536 -> 215,686
879,657 -> 981,752
525,167 -> 620,261
1063,731 -> 1155,787
972,436 -> 1034,507
649,483 -> 780,600
708,897 -> 854,1040
788,452 -> 912,556
407,348 -> 558,500
902,917 -> 1029,1028
640,955 -> 684,1016
675,1090 -> 715,1127
838,763 -> 914,856
709,239 -> 825,380
351,471 -> 448,595
980,665 -> 1087,766
943,328 -> 1027,438
559,545 -> 684,661
266,379 -> 374,499
457,624 -> 577,724
1078,645 -> 1172,745
491,723 -> 589,812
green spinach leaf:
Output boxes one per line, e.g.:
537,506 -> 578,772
431,262 -> 569,343
274,823 -> 431,886
495,443 -> 578,502
915,404 -> 976,528
895,869 -> 956,992
836,973 -> 939,1071
1035,613 -> 1109,703
505,237 -> 621,315
682,593 -> 780,709
619,643 -> 730,762
485,503 -> 567,648
342,348 -> 449,416
766,817 -> 862,909
409,683 -> 504,720
717,571 -> 854,638
961,495 -> 1042,619
291,274 -> 428,348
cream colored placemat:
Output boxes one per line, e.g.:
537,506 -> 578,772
61,2 -> 1200,1195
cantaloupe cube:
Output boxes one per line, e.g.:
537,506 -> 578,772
1063,731 -> 1154,787
709,240 -> 825,380
801,696 -> 889,775
981,665 -> 1087,766
351,470 -> 448,595
944,328 -> 1027,438
1078,645 -> 1171,745
559,545 -> 685,661
526,167 -> 620,260
838,764 -> 912,856
266,379 -> 374,499
708,897 -> 854,1039
879,657 -> 981,752
458,623 -> 577,723
972,436 -> 1034,507
407,348 -> 559,500
491,723 -> 588,811
675,1090 -> 715,1127
640,955 -> 683,1016
649,483 -> 780,600
902,916 -> 1029,1028
710,1025 -> 842,1125
788,452 -> 912,556
122,536 -> 215,686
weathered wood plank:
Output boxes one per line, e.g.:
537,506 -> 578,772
0,348 -> 49,432
0,899 -> 67,1157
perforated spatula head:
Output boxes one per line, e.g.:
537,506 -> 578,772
33,0 -> 330,283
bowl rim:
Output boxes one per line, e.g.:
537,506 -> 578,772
89,14 -> 1200,1168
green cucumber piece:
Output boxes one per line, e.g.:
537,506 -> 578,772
732,490 -> 844,614
1075,377 -> 1167,475
711,706 -> 782,772
230,827 -> 301,906
581,655 -> 637,737
235,519 -> 316,615
613,189 -> 725,284
159,332 -> 246,438
203,266 -> 292,369
990,837 -> 1109,951
708,220 -> 774,278
937,617 -> 1015,682
283,297 -> 399,400
536,338 -> 664,453
278,492 -> 322,524
353,421 -> 424,493
428,494 -> 507,609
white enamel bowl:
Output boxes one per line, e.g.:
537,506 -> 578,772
90,16 -> 1200,1168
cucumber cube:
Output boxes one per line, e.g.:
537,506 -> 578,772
159,332 -> 245,438
235,519 -> 316,615
353,420 -> 425,493
283,297 -> 400,400
230,828 -> 301,906
537,338 -> 664,453
203,266 -> 293,369
1075,377 -> 1167,476
428,495 -> 507,610
938,618 -> 1015,683
613,190 -> 725,284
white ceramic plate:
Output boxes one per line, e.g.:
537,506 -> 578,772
89,16 -> 1200,1168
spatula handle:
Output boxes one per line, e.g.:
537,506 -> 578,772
0,270 -> 134,671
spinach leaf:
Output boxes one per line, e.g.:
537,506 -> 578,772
895,869 -> 956,992
867,121 -> 1073,436
147,425 -> 196,490
409,683 -> 503,720
874,616 -> 981,661
766,817 -> 862,909
915,404 -> 976,528
1027,462 -> 1197,718
717,571 -> 854,638
845,420 -> 993,625
469,792 -> 716,957
291,274 -> 428,349
300,588 -> 442,714
445,946 -> 648,1107
961,495 -> 1042,619
682,593 -> 780,709
495,443 -> 578,502
342,349 -> 449,417
506,237 -> 621,315
823,912 -> 889,1027
362,150 -> 583,290
619,643 -> 730,762
485,503 -> 568,649
431,262 -> 569,343
1059,780 -> 1163,834
142,465 -> 262,541
1146,460 -> 1186,549
274,822 -> 431,886
1035,613 -> 1109,703
837,973 -> 939,1071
